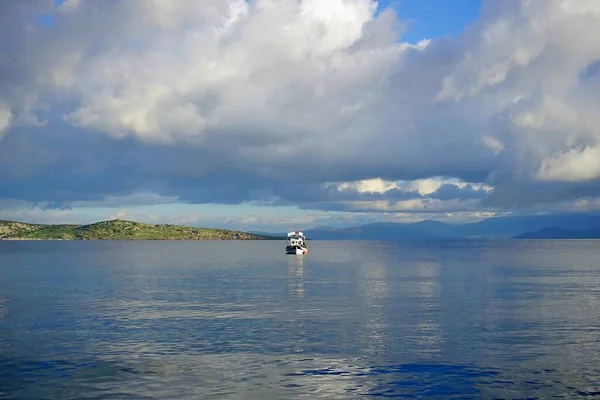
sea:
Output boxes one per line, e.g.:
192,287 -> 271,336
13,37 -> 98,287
1,239 -> 600,399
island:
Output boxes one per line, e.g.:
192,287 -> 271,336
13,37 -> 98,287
0,219 -> 283,241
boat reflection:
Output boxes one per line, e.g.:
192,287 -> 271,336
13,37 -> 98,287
288,255 -> 305,299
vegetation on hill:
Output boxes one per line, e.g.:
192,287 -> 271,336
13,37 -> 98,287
0,219 -> 282,240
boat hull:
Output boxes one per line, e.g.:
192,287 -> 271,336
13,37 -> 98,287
286,246 -> 307,255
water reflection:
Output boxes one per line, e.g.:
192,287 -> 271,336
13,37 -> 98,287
356,261 -> 388,358
413,261 -> 444,357
287,255 -> 305,299
286,255 -> 307,355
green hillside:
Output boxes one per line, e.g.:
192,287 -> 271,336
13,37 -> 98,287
0,219 -> 282,241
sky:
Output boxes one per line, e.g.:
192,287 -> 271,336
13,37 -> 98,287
1,0 -> 600,232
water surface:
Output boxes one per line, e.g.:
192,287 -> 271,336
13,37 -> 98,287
1,240 -> 600,398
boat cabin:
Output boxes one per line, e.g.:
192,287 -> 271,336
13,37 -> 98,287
287,231 -> 306,247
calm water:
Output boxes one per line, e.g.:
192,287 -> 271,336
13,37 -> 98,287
1,240 -> 600,399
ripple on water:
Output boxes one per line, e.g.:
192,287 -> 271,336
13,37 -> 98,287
2,352 -> 599,399
2,240 -> 600,398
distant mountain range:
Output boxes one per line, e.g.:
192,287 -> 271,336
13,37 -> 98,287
252,213 -> 600,240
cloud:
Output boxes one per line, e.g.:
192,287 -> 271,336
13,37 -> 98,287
264,177 -> 496,214
482,135 -> 504,156
537,146 -> 600,182
0,103 -> 12,137
1,0 -> 600,221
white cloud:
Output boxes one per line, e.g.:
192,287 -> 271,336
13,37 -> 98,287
332,177 -> 493,197
335,178 -> 399,193
537,146 -> 600,182
43,0 -> 397,144
403,178 -> 445,195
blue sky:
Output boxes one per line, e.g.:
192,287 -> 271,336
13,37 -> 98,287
1,0 -> 599,231
379,0 -> 481,42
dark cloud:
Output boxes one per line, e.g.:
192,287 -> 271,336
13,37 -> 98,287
0,120 -> 489,208
427,184 -> 490,201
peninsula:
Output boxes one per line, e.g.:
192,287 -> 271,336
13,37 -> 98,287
0,219 -> 283,241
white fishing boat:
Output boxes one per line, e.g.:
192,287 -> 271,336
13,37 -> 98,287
286,231 -> 308,255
